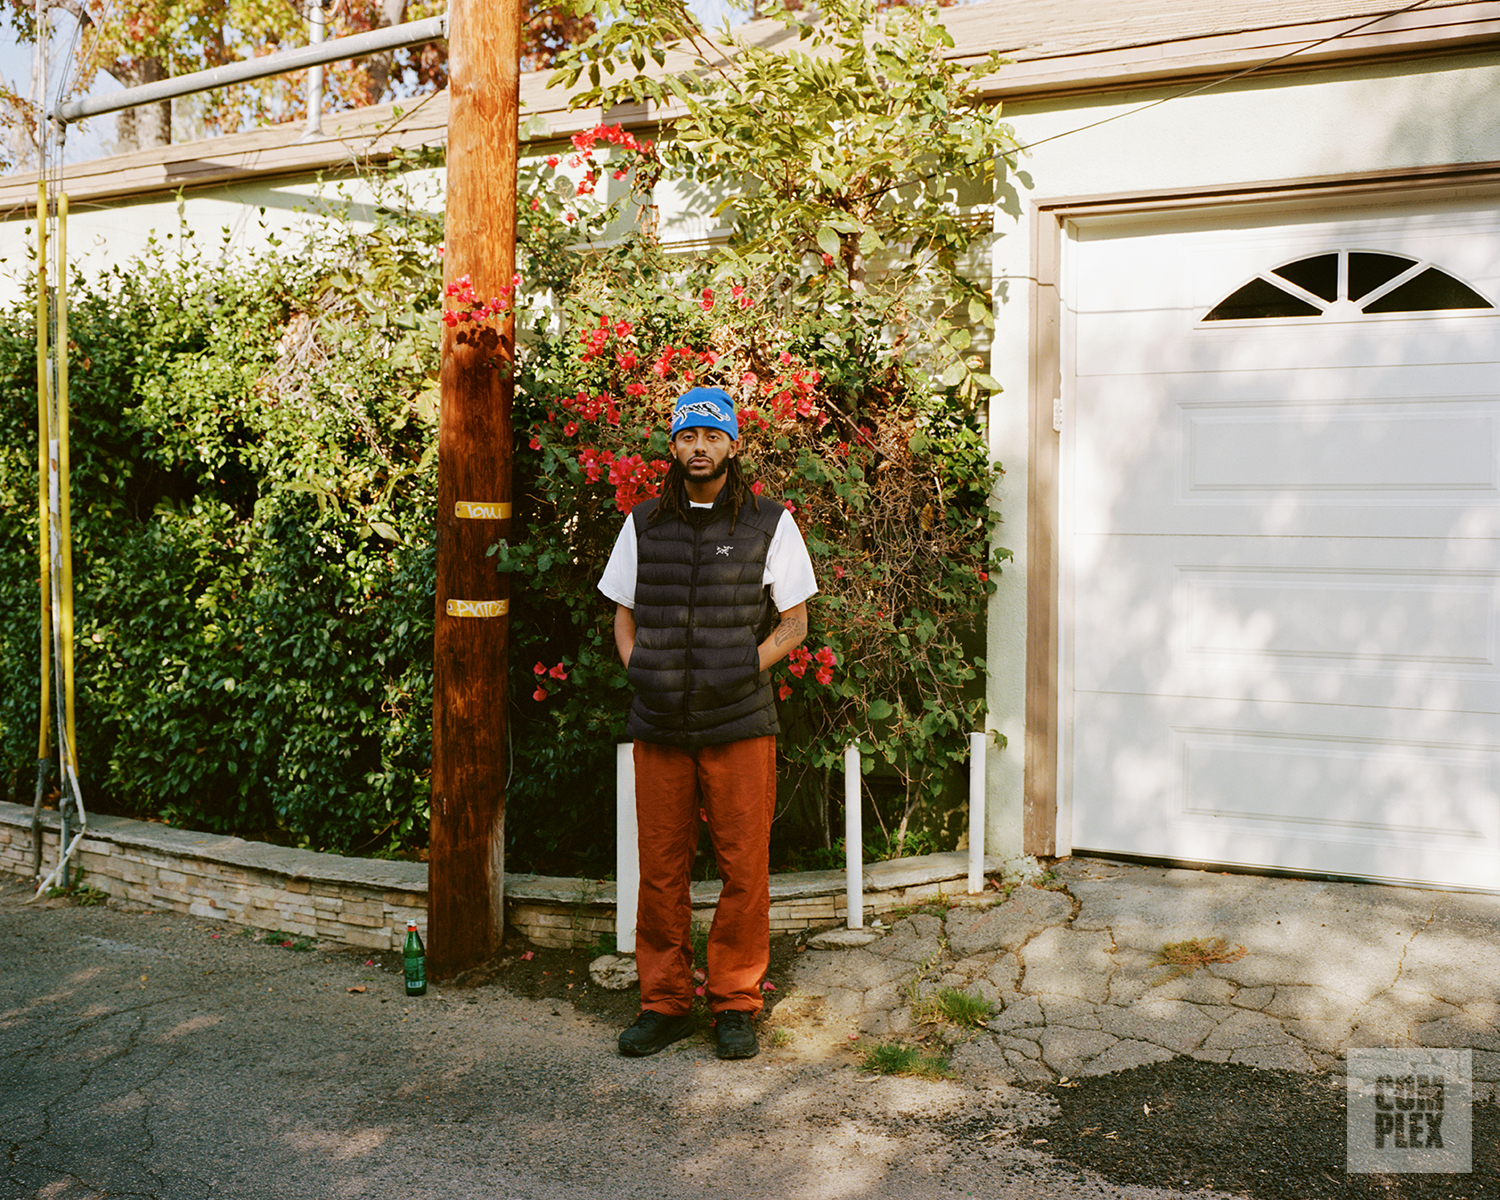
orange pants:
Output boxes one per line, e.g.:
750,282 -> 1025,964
633,736 -> 776,1016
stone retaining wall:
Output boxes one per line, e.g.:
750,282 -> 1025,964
1,804 -> 427,950
0,801 -> 1002,951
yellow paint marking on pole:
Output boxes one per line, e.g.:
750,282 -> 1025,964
445,599 -> 510,618
454,501 -> 513,520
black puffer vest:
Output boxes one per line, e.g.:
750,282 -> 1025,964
626,489 -> 784,749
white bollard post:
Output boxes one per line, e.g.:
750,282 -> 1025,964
844,743 -> 862,929
616,743 -> 639,954
968,731 -> 987,893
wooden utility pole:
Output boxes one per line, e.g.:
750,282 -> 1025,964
429,0 -> 521,976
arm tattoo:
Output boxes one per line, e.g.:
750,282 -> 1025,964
773,614 -> 806,647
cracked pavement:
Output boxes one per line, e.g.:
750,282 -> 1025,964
782,858 -> 1500,1089
2,873 -> 1239,1200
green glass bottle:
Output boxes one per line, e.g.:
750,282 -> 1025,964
403,921 -> 427,996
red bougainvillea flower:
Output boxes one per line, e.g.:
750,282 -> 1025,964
529,436 -> 541,450
977,570 -> 989,582
546,155 -> 560,168
700,287 -> 714,311
814,646 -> 837,667
533,686 -> 548,702
778,683 -> 793,701
533,662 -> 547,675
815,667 -> 833,686
548,663 -> 568,681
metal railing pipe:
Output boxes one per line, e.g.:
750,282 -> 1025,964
53,13 -> 448,125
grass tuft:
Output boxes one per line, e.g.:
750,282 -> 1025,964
912,985 -> 996,1027
860,1041 -> 953,1079
1150,935 -> 1246,984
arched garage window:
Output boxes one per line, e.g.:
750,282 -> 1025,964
1203,250 -> 1495,320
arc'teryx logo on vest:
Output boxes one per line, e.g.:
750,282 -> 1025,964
717,545 -> 734,555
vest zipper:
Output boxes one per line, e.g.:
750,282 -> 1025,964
683,518 -> 703,729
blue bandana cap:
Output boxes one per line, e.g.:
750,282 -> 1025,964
670,387 -> 738,440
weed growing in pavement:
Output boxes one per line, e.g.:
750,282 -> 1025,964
1150,935 -> 1246,984
768,1026 -> 795,1048
888,898 -> 953,922
905,951 -> 945,1008
860,1041 -> 953,1079
259,930 -> 315,952
586,931 -> 617,959
912,986 -> 995,1028
46,870 -> 109,907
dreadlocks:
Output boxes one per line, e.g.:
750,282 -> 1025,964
648,456 -> 760,534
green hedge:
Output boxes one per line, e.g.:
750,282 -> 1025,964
0,223 -> 440,858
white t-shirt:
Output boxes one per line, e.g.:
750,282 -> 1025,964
598,502 -> 818,612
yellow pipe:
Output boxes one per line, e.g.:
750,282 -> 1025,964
57,192 -> 75,769
35,181 -> 50,762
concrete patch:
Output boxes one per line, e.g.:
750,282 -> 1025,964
1037,1025 -> 1117,1074
950,1039 -> 1017,1086
806,927 -> 885,950
945,887 -> 1071,958
1229,1043 -> 1316,1072
1201,1009 -> 1297,1051
1022,928 -> 1114,1004
1108,998 -> 1218,1055
988,995 -> 1044,1033
1079,1039 -> 1176,1076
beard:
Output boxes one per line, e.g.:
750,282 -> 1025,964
685,455 -> 731,482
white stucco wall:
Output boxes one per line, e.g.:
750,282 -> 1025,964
982,51 -> 1500,865
0,168 -> 448,305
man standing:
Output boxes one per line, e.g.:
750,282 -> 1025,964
597,386 -> 817,1060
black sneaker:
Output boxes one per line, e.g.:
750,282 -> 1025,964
618,1010 -> 695,1058
713,1010 -> 758,1060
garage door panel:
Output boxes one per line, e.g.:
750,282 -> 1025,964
1185,404 -> 1496,493
1077,312 -> 1500,377
1074,383 -> 1500,537
1072,535 -> 1500,713
1071,692 -> 1500,890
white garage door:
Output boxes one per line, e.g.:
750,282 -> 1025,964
1063,200 -> 1500,889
